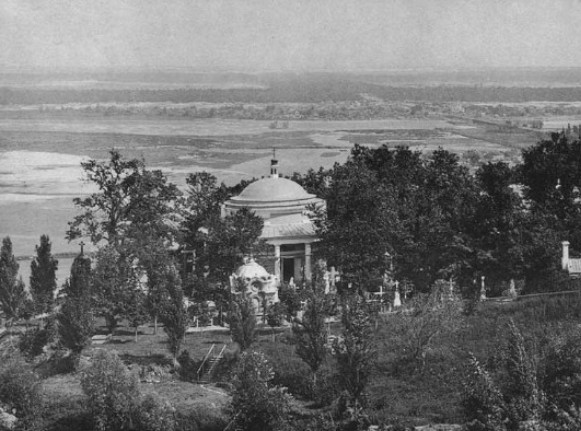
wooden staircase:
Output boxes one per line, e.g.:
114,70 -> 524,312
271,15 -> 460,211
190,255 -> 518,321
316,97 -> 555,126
197,344 -> 227,383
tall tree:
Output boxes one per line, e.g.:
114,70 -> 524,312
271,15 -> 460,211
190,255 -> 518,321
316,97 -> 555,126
292,262 -> 329,388
57,253 -> 94,364
92,245 -> 135,334
29,235 -> 58,316
66,150 -> 182,248
0,237 -> 27,327
158,264 -> 188,368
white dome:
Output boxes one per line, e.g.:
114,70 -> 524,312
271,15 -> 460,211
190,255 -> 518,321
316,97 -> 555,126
235,259 -> 270,279
234,177 -> 314,202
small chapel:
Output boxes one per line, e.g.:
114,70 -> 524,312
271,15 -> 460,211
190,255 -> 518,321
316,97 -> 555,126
222,156 -> 325,284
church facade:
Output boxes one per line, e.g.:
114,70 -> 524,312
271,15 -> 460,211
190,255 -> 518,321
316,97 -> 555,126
222,158 -> 324,283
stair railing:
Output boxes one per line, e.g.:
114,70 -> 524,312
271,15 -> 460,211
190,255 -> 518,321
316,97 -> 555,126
197,344 -> 215,382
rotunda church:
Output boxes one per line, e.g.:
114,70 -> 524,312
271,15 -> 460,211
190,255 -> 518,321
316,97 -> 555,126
222,157 -> 325,283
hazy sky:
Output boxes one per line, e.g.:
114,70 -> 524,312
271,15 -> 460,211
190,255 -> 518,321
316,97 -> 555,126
2,0 -> 581,72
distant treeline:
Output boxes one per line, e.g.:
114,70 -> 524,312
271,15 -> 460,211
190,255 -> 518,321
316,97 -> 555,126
6,80 -> 581,105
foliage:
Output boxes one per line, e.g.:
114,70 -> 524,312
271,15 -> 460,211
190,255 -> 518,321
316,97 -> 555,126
292,268 -> 329,386
229,296 -> 257,352
230,350 -> 293,431
266,302 -> 286,328
181,172 -> 265,282
18,324 -> 53,360
462,321 -> 546,431
389,284 -> 462,367
0,351 -> 42,429
29,234 -> 58,315
92,245 -> 136,334
67,149 -> 182,248
543,332 -> 581,422
463,354 -> 507,431
57,254 -> 94,360
0,236 -> 28,326
133,394 -> 176,431
333,295 -> 376,407
81,349 -> 141,431
278,282 -> 303,320
158,264 -> 188,366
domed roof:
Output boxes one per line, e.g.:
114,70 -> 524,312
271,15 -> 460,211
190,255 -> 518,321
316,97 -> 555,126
234,177 -> 314,202
235,258 -> 270,279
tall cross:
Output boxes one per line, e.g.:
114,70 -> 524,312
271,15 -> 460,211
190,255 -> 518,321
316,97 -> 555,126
79,241 -> 85,255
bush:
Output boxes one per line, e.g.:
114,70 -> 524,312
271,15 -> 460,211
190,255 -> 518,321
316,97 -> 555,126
81,349 -> 140,431
133,394 -> 176,431
0,352 -> 42,429
230,350 -> 293,431
18,326 -> 52,360
229,298 -> 256,352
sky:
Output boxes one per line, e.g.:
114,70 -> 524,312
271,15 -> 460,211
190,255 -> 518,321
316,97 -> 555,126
1,0 -> 581,72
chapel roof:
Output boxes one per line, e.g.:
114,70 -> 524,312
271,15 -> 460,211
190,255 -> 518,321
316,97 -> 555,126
235,258 -> 271,279
232,176 -> 315,203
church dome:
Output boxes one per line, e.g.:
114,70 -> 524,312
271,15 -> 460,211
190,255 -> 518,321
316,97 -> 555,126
234,177 -> 315,202
235,258 -> 271,279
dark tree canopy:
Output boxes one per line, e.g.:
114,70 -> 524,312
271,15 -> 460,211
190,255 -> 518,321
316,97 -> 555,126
0,237 -> 27,326
67,150 -> 182,248
30,235 -> 58,315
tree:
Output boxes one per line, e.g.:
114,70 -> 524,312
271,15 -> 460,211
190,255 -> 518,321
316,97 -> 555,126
81,349 -> 140,431
292,262 -> 329,388
181,172 -> 264,282
333,295 -> 376,407
158,264 -> 188,368
29,235 -> 58,316
92,245 -> 136,334
229,294 -> 257,352
57,253 -> 94,364
229,351 -> 292,431
66,150 -> 182,248
0,237 -> 28,327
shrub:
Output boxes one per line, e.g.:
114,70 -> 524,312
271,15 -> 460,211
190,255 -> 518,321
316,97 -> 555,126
389,289 -> 461,368
462,353 -> 507,431
230,350 -> 293,431
0,352 -> 42,429
18,326 -> 52,360
80,349 -> 140,431
333,295 -> 376,407
133,393 -> 176,431
229,297 -> 256,352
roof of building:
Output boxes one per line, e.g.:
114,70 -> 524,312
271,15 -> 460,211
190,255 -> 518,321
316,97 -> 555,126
261,213 -> 316,239
568,258 -> 581,274
235,258 -> 271,279
233,176 -> 315,202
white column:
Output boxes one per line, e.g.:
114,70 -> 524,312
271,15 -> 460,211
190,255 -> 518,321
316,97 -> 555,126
304,243 -> 312,281
274,244 -> 281,279
562,241 -> 570,271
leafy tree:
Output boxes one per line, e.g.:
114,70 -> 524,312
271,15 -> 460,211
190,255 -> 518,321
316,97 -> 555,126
57,253 -> 94,363
388,281 -> 462,368
230,350 -> 292,431
0,236 -> 28,327
125,288 -> 149,342
292,262 -> 329,388
67,150 -> 182,248
181,172 -> 264,282
29,235 -> 58,316
229,294 -> 257,352
81,349 -> 140,431
333,295 -> 376,407
92,245 -> 136,334
158,264 -> 188,367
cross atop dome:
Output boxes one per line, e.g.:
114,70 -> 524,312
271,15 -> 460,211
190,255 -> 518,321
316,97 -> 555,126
270,149 -> 279,178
